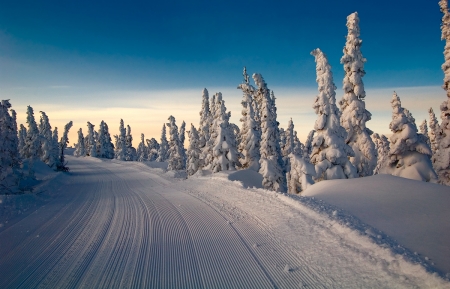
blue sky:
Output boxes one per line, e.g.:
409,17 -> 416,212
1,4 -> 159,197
0,0 -> 446,144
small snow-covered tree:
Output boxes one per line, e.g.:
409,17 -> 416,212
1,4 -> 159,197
21,106 -> 40,177
125,125 -> 137,161
85,122 -> 97,157
339,12 -> 377,177
293,131 -> 304,157
304,130 -> 315,161
114,119 -> 127,160
210,95 -> 240,172
419,120 -> 431,148
137,133 -> 148,162
0,100 -> 20,179
186,124 -> 202,176
287,154 -> 316,194
9,109 -> 19,167
52,128 -> 59,164
372,133 -> 390,175
201,93 -> 220,169
199,88 -> 211,149
57,121 -> 73,171
74,128 -> 86,157
310,48 -> 357,181
146,138 -> 159,161
434,0 -> 450,185
179,121 -> 187,164
253,73 -> 286,192
39,111 -> 57,167
96,121 -> 114,159
238,74 -> 261,171
388,92 -> 437,182
18,124 -> 27,158
428,107 -> 440,154
156,123 -> 169,162
282,119 -> 295,157
167,115 -> 185,170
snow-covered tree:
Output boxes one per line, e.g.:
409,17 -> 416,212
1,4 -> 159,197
293,131 -> 304,157
52,127 -> 59,165
157,123 -> 169,162
201,93 -> 220,169
287,154 -> 316,194
85,122 -> 97,157
186,124 -> 202,176
388,92 -> 437,182
282,120 -> 294,157
253,73 -> 286,192
0,100 -> 20,179
57,121 -> 73,171
74,128 -> 86,157
179,121 -> 187,164
137,133 -> 148,162
238,73 -> 261,171
339,12 -> 377,177
167,115 -> 185,170
435,0 -> 450,185
310,48 -> 357,181
428,107 -> 440,154
419,120 -> 431,148
146,138 -> 160,161
9,109 -> 19,167
199,88 -> 211,149
304,130 -> 315,161
18,124 -> 27,158
39,111 -> 57,167
125,125 -> 137,161
21,106 -> 40,162
210,94 -> 240,172
372,133 -> 390,175
114,119 -> 127,161
96,121 -> 114,159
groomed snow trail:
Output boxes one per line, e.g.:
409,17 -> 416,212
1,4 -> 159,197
0,156 -> 448,288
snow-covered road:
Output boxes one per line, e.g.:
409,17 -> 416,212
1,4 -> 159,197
0,156 -> 448,288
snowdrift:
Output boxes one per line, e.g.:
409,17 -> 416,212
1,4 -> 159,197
302,174 -> 450,275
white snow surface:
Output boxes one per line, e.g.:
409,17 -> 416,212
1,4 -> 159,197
0,157 -> 449,288
302,174 -> 450,277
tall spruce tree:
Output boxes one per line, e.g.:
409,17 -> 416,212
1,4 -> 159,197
339,12 -> 377,177
210,94 -> 240,172
74,128 -> 86,157
114,119 -> 127,160
86,122 -> 97,157
310,48 -> 357,180
238,68 -> 261,171
186,124 -> 202,176
157,123 -> 169,162
167,115 -> 185,170
253,73 -> 286,192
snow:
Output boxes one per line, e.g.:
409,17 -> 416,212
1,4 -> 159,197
302,174 -> 450,276
1,157 -> 449,287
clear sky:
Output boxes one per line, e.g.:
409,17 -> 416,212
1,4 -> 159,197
0,0 -> 446,146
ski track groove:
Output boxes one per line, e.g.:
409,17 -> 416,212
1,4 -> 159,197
184,180 -> 332,288
0,158 -> 377,288
11,191 -> 97,288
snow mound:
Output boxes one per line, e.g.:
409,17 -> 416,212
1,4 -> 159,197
302,174 -> 450,276
227,169 -> 264,189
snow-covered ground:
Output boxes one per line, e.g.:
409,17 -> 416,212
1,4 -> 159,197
0,156 -> 449,288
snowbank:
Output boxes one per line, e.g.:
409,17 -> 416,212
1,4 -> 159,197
302,174 -> 450,276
